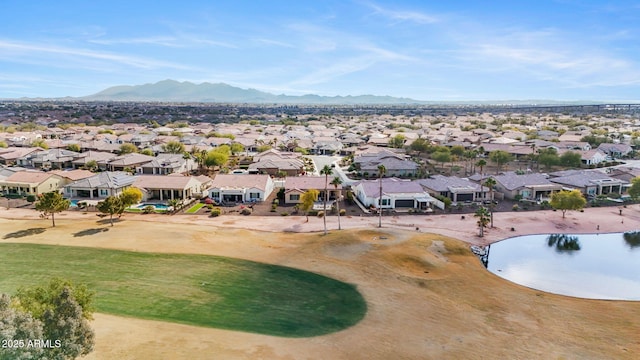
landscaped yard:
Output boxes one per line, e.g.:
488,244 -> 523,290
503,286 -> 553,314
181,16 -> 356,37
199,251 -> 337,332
185,202 -> 205,214
0,243 -> 366,337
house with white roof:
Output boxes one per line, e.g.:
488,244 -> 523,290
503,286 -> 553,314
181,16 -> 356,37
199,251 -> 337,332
133,174 -> 204,201
207,174 -> 275,203
352,177 -> 440,211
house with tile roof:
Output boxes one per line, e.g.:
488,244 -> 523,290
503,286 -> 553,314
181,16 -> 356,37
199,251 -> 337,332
0,170 -> 65,196
418,175 -> 492,203
133,174 -> 205,201
548,169 -> 626,198
283,176 -> 342,204
63,171 -> 136,199
139,154 -> 196,175
492,172 -> 563,201
353,149 -> 418,177
352,177 -> 440,211
207,174 -> 275,203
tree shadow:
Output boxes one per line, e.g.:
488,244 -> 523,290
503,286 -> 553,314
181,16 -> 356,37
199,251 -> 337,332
96,218 -> 122,225
3,227 -> 47,239
73,228 -> 110,237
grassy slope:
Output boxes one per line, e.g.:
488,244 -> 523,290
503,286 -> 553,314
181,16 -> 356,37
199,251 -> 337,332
0,243 -> 366,337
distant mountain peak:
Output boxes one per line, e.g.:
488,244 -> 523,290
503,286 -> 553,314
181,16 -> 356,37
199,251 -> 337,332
82,80 -> 426,104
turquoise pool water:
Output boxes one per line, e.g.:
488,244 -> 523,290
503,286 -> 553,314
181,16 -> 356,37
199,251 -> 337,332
136,203 -> 169,210
486,232 -> 640,300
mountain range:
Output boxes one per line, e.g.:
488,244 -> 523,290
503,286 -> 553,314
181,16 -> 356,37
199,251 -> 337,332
82,80 -> 425,104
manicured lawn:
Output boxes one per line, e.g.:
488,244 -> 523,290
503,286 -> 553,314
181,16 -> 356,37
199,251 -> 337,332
0,243 -> 366,337
185,202 -> 205,214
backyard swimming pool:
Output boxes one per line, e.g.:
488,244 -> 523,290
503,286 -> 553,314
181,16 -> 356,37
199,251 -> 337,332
486,232 -> 640,300
135,203 -> 169,210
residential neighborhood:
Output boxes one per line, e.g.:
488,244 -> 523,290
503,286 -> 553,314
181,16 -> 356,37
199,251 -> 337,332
2,101 -> 640,217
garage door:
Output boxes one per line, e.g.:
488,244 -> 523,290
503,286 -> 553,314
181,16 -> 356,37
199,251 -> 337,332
395,199 -> 414,208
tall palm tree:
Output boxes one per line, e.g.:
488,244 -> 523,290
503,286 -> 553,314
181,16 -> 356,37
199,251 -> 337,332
330,176 -> 343,230
475,159 -> 486,176
378,164 -> 386,228
483,177 -> 497,228
320,165 -> 333,235
474,206 -> 491,237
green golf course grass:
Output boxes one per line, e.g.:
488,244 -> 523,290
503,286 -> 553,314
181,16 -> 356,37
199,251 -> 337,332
0,243 -> 367,337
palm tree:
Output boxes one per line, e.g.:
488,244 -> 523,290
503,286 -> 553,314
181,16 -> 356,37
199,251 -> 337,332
475,159 -> 486,176
378,164 -> 386,228
320,165 -> 333,235
330,176 -> 343,230
474,206 -> 491,237
483,177 -> 497,228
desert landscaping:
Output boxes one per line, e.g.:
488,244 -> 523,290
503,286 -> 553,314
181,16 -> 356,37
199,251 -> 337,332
1,206 -> 639,359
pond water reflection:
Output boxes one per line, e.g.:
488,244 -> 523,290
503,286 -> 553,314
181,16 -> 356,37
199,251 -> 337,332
486,232 -> 640,300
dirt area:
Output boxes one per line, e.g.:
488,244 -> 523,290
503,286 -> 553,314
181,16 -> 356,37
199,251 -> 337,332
1,206 -> 639,359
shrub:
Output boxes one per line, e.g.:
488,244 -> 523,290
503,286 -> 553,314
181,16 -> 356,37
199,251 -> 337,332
317,211 -> 325,218
512,204 -> 519,211
273,198 -> 279,205
26,194 -> 37,203
142,205 -> 155,214
539,200 -> 551,210
210,207 -> 221,217
240,208 -> 252,215
339,209 -> 346,216
280,212 -> 289,216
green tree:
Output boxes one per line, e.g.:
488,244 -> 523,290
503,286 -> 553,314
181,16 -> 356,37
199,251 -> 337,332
628,177 -> 640,200
483,177 -> 497,228
431,150 -> 451,172
13,278 -> 95,360
96,196 -> 125,226
35,191 -> 70,227
474,206 -> 491,237
300,189 -> 319,222
230,143 -> 245,155
66,143 -> 81,152
118,143 -> 138,155
409,137 -> 430,154
83,160 -> 98,172
204,150 -> 229,171
489,150 -> 513,174
140,148 -> 154,156
119,187 -> 143,208
450,145 -> 465,157
475,159 -> 487,175
388,134 -> 406,148
550,189 -> 587,218
560,151 -> 582,168
0,140 -> 8,148
331,176 -> 343,230
0,294 -> 44,360
162,140 -> 185,154
31,138 -> 49,149
537,148 -> 559,170
320,165 -> 333,235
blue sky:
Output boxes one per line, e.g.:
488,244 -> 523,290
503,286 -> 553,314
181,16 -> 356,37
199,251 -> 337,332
2,0 -> 640,101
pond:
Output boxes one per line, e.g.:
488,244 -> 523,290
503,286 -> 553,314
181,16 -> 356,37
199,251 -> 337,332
485,232 -> 640,301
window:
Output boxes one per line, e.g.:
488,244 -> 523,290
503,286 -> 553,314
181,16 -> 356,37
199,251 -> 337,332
249,192 -> 260,199
100,189 -> 108,196
379,198 -> 390,206
212,191 -> 220,198
290,194 -> 300,201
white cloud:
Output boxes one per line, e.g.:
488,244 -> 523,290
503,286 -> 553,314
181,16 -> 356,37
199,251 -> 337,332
0,39 -> 192,70
365,2 -> 439,24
